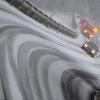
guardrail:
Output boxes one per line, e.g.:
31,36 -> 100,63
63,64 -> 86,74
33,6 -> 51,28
5,0 -> 78,38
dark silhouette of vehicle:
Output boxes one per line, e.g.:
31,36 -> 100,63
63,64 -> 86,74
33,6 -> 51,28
81,41 -> 98,57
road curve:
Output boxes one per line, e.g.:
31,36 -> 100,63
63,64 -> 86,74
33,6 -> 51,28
0,1 -> 100,100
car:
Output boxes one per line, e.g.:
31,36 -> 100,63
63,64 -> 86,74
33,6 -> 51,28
81,41 -> 98,57
79,17 -> 99,39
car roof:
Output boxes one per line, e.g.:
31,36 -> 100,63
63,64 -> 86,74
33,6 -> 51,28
87,41 -> 98,51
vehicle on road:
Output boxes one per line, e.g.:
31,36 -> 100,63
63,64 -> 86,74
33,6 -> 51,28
81,41 -> 98,57
79,17 -> 99,39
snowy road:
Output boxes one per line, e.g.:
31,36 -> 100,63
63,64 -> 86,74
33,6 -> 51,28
0,0 -> 100,100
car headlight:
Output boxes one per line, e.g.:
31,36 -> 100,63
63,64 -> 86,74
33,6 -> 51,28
89,34 -> 93,38
91,49 -> 96,54
84,43 -> 88,48
84,30 -> 88,33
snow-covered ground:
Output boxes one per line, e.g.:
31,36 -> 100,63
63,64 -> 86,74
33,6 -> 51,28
0,0 -> 100,100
